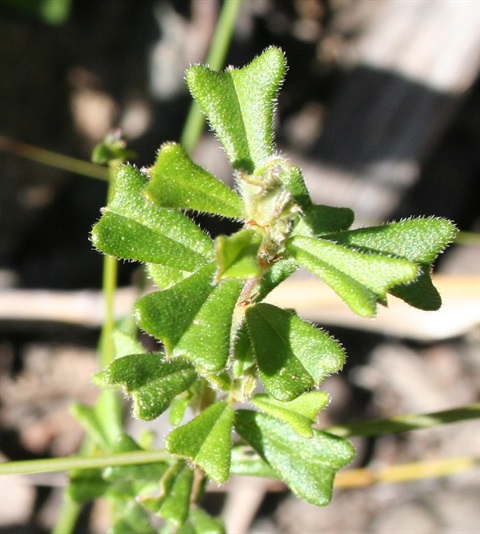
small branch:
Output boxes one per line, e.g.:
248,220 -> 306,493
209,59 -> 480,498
0,135 -> 108,181
335,457 -> 479,488
0,450 -> 174,477
326,403 -> 480,438
2,404 -> 478,477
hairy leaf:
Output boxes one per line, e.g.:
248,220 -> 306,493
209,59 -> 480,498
273,162 -> 312,209
292,204 -> 354,237
246,303 -> 345,401
140,461 -> 194,526
166,402 -> 234,484
324,217 -> 457,263
135,263 -> 243,373
186,47 -> 286,172
323,217 -> 457,310
235,410 -> 355,506
100,354 -> 197,421
253,391 -> 330,438
390,264 -> 442,310
145,143 -> 243,218
288,236 -> 419,316
172,277 -> 244,372
91,164 -> 213,269
215,229 -> 263,281
230,445 -> 278,478
252,257 -> 298,303
134,263 -> 216,353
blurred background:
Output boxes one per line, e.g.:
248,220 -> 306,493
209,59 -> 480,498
0,0 -> 479,532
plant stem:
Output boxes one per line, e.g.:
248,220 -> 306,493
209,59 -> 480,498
0,135 -> 108,180
52,496 -> 83,534
326,402 -> 480,438
99,254 -> 119,368
98,161 -> 123,370
2,403 -> 478,477
335,456 -> 478,488
51,161 -> 122,534
0,450 -> 174,476
180,0 -> 243,153
456,230 -> 480,245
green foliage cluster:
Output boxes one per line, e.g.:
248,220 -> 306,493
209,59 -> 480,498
84,48 -> 456,531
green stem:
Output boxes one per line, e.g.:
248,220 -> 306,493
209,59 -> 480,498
99,161 -> 123,370
52,496 -> 83,534
52,161 -> 121,534
180,0 -> 243,153
0,135 -> 108,180
455,230 -> 480,246
2,403 -> 478,477
0,450 -> 174,476
326,402 -> 480,438
99,255 -> 119,368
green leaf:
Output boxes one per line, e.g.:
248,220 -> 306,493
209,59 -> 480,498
215,229 -> 263,280
91,164 -> 213,270
186,47 -> 286,172
140,461 -> 194,527
136,263 -> 243,373
252,391 -> 330,438
230,445 -> 278,478
390,264 -> 442,310
101,354 -> 197,421
111,502 -> 155,534
135,263 -> 216,352
288,236 -> 419,317
324,217 -> 457,263
292,204 -> 354,237
169,395 -> 190,426
235,410 -> 355,506
246,304 -> 345,401
145,143 -> 243,218
232,322 -> 256,380
172,278 -> 244,372
113,330 -> 144,359
166,402 -> 234,483
273,162 -> 312,210
68,435 -> 162,504
187,506 -> 225,534
71,390 -> 123,451
147,264 -> 191,290
68,468 -> 110,502
92,131 -> 135,164
323,217 -> 457,311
